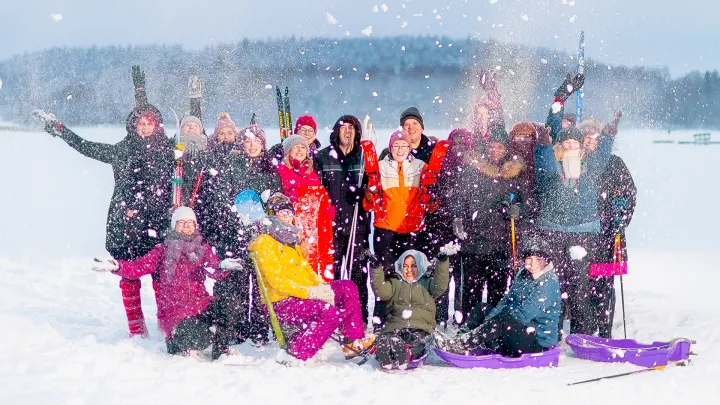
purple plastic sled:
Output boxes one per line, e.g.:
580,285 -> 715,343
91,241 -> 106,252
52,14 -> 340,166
434,347 -> 561,369
566,334 -> 693,368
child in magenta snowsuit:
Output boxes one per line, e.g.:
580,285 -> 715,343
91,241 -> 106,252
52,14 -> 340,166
107,207 -> 237,358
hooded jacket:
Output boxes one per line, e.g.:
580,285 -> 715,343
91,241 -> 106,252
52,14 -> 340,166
316,115 -> 370,236
371,250 -> 450,333
50,104 -> 174,260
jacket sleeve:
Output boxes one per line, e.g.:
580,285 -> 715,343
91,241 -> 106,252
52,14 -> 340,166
586,131 -> 615,174
429,258 -> 450,299
202,244 -> 230,280
508,278 -> 561,326
114,244 -> 163,279
534,145 -> 560,185
249,235 -> 312,299
370,265 -> 395,301
485,295 -> 508,321
545,101 -> 564,143
190,98 -> 203,124
56,124 -> 116,164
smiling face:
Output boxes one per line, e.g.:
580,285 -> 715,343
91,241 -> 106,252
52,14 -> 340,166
174,219 -> 196,235
243,135 -> 264,157
181,121 -> 202,137
297,125 -> 316,144
451,134 -> 468,153
338,123 -> 355,149
402,255 -> 419,282
583,133 -> 599,152
391,140 -> 410,162
561,119 -> 573,129
562,139 -> 581,151
216,127 -> 237,144
402,118 -> 423,147
289,144 -> 308,162
276,209 -> 294,225
136,116 -> 156,138
524,255 -> 548,274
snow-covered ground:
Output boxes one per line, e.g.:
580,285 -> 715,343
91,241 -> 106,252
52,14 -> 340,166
1,126 -> 718,404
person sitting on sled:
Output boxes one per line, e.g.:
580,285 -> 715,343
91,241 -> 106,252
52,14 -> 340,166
97,206 -> 245,359
248,193 -> 375,365
435,235 -> 561,357
367,242 -> 458,371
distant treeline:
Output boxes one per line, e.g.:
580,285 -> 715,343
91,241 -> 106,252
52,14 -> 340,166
0,36 -> 717,130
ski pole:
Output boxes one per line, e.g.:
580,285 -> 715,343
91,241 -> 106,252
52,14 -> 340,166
568,365 -> 666,386
510,217 -> 517,272
614,234 -> 627,339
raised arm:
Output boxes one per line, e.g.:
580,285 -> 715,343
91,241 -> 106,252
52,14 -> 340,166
370,264 -> 395,301
429,257 -> 450,299
546,73 -> 584,142
132,65 -> 148,106
188,75 -> 203,124
33,110 -> 117,165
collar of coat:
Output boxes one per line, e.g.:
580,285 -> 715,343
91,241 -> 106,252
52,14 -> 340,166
473,155 -> 526,179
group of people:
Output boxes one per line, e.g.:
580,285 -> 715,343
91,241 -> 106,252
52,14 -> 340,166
32,65 -> 636,370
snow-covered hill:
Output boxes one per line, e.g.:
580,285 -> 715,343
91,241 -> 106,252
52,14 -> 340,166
1,126 -> 718,404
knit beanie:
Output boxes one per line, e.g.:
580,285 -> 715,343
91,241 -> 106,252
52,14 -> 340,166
180,115 -> 203,132
239,124 -> 267,151
522,234 -> 552,261
171,206 -> 197,229
213,112 -> 238,136
294,115 -> 317,134
387,127 -> 414,151
265,193 -> 295,215
400,106 -> 424,129
556,127 -> 584,144
488,128 -> 509,144
282,134 -> 310,157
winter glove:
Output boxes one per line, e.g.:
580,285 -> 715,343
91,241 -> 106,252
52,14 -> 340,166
131,65 -> 148,105
32,109 -> 61,136
357,249 -> 382,269
452,218 -> 468,240
92,258 -> 119,273
219,258 -> 244,271
537,125 -> 552,146
554,73 -> 585,102
188,75 -> 202,99
308,284 -> 335,305
507,204 -> 520,220
345,185 -> 365,205
438,241 -> 461,262
606,109 -> 623,137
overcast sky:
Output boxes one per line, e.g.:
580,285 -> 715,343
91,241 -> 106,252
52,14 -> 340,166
1,0 -> 716,77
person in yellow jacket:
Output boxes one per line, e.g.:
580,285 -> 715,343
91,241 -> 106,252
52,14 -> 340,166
248,193 -> 374,363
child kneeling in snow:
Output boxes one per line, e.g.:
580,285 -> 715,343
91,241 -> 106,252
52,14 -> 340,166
103,207 -> 241,358
435,236 -> 561,357
368,243 -> 457,371
248,193 -> 375,364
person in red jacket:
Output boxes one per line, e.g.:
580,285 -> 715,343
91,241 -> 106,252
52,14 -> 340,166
277,135 -> 336,281
98,207 -> 241,359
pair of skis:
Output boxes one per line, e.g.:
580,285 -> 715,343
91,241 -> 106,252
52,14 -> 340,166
275,86 -> 292,141
576,30 -> 585,122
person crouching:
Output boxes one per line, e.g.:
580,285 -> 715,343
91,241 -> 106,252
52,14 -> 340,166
435,236 -> 561,357
248,193 -> 375,364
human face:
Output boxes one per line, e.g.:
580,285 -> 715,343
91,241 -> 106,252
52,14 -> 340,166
583,133 -> 599,152
276,209 -> 294,225
181,121 -> 202,136
338,123 -> 355,149
243,135 -> 264,157
136,116 -> 156,138
402,118 -> 423,146
524,256 -> 548,274
391,140 -> 410,162
486,142 -> 507,164
297,125 -> 316,144
561,119 -> 573,129
402,256 -> 419,282
174,219 -> 196,235
217,127 -> 237,144
562,139 -> 581,150
289,144 -> 307,162
451,134 -> 468,153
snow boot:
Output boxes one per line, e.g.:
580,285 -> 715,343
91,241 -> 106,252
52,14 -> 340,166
343,334 -> 376,360
120,278 -> 148,338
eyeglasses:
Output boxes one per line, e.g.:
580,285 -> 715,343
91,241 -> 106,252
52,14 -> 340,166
392,145 -> 410,151
298,128 -> 316,135
176,220 -> 195,227
277,209 -> 294,217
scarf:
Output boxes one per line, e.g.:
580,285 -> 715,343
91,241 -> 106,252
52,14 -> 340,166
562,149 -> 583,181
163,231 -> 206,280
180,132 -> 209,157
261,216 -> 301,247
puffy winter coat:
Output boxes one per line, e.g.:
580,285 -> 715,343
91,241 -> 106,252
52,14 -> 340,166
378,133 -> 436,164
316,116 -> 370,237
114,234 -> 227,336
49,106 -> 174,260
364,155 -> 428,234
534,133 -> 613,233
371,252 -> 450,333
248,234 -> 325,303
486,265 -> 561,348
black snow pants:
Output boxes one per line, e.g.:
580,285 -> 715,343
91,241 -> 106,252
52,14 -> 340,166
375,329 -> 432,370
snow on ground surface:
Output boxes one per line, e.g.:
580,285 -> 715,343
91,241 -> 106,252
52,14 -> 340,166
1,126 -> 719,404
